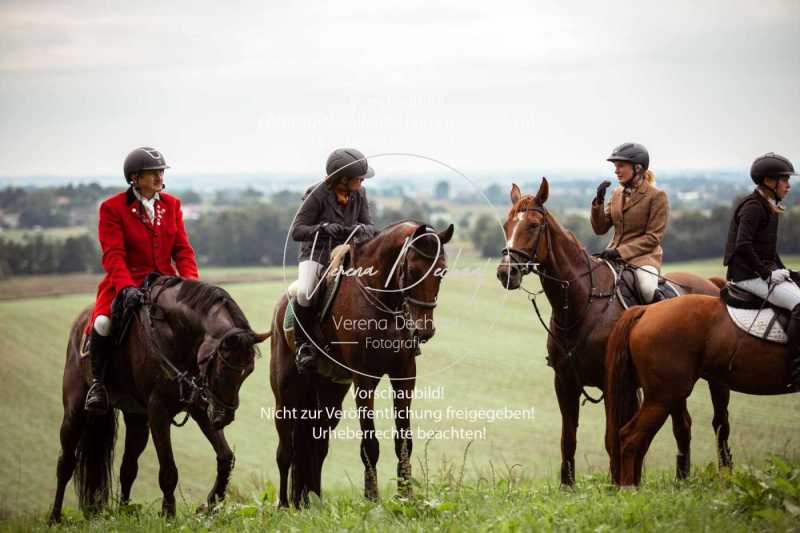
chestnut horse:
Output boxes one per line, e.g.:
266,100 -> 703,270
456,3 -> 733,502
269,221 -> 453,507
605,295 -> 796,486
496,179 -> 731,485
49,277 -> 268,522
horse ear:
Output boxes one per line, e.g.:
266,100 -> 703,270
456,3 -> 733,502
438,224 -> 454,244
510,183 -> 522,204
536,177 -> 549,204
253,331 -> 271,344
412,224 -> 427,240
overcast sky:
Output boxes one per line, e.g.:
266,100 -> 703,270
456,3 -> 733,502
0,0 -> 798,180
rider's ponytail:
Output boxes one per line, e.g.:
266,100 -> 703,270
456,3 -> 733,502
644,169 -> 655,184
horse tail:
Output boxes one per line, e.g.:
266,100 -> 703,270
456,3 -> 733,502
605,305 -> 646,485
289,379 -> 323,506
74,408 -> 118,514
708,276 -> 726,290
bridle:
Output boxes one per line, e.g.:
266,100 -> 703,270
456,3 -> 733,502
499,203 -> 612,405
142,280 -> 255,426
398,239 -> 440,311
197,328 -> 256,415
355,233 -> 442,318
500,204 -> 550,275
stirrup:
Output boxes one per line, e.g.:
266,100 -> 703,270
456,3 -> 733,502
85,381 -> 110,414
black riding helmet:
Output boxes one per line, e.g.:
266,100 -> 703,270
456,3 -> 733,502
325,148 -> 375,182
607,142 -> 650,171
750,152 -> 797,185
123,147 -> 170,184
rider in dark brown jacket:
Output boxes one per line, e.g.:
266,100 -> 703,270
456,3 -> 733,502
290,148 -> 376,373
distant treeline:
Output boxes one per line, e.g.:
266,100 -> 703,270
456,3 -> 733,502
0,189 -> 440,277
469,202 -> 800,262
2,185 -> 798,278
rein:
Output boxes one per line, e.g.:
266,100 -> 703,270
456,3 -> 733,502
502,205 -> 615,405
140,280 -> 248,427
353,234 -> 440,318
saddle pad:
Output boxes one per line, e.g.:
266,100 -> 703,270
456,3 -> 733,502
726,306 -> 787,344
282,300 -> 297,351
282,298 -> 352,385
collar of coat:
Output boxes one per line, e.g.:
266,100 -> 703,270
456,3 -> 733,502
755,187 -> 785,214
125,186 -> 162,205
615,177 -> 650,212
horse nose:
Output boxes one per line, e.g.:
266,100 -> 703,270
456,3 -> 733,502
497,264 -> 519,283
212,411 -> 234,430
418,327 -> 435,343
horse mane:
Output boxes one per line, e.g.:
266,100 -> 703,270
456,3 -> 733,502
376,219 -> 427,236
175,278 -> 251,330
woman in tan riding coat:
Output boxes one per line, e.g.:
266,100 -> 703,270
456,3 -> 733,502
591,142 -> 670,303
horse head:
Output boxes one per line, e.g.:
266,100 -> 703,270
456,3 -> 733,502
397,223 -> 454,343
357,221 -> 454,345
198,327 -> 269,429
497,178 -> 551,290
160,278 -> 269,430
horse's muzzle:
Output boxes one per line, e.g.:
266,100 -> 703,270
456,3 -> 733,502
208,402 -> 235,430
497,262 -> 522,290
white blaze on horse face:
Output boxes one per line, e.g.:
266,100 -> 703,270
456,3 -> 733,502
506,212 -> 525,249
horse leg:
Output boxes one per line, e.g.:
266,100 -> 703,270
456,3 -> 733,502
148,399 -> 178,517
619,400 -> 670,486
49,401 -> 85,524
670,400 -> 692,480
554,375 -> 580,486
354,377 -> 380,501
390,363 -> 416,498
708,380 -> 733,470
191,408 -> 235,509
275,413 -> 293,508
119,412 -> 149,505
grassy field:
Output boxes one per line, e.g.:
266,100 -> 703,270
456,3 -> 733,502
0,256 -> 798,529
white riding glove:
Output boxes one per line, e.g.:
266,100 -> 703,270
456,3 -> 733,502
768,268 -> 791,285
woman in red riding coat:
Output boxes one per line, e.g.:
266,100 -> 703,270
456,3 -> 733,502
84,147 -> 199,413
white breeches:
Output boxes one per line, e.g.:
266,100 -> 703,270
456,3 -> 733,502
635,265 -> 660,304
93,315 -> 111,337
735,277 -> 800,312
296,260 -> 323,307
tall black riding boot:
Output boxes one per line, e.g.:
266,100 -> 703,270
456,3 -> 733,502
788,304 -> 800,391
292,301 -> 319,375
84,329 -> 112,413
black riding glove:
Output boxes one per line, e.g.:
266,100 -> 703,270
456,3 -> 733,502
319,222 -> 347,240
121,286 -> 143,308
599,248 -> 621,261
791,270 -> 800,285
595,180 -> 612,205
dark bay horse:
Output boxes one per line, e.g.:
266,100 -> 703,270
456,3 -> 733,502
495,179 -> 731,485
269,221 -> 454,507
605,295 -> 796,486
49,277 -> 268,522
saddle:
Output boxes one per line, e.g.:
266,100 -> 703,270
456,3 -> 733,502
606,260 -> 681,308
284,244 -> 352,384
79,272 -> 165,413
81,272 -> 163,357
721,283 -> 789,344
